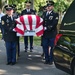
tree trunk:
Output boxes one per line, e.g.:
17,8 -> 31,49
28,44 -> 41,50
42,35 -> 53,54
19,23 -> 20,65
30,0 -> 34,9
0,0 -> 6,9
0,0 -> 2,8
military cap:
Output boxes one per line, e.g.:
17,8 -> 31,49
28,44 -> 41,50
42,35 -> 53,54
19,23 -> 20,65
47,4 -> 51,7
4,5 -> 13,11
46,1 -> 55,6
12,4 -> 16,9
25,1 -> 31,6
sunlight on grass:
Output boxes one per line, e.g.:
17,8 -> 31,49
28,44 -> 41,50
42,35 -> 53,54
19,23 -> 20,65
20,36 -> 41,46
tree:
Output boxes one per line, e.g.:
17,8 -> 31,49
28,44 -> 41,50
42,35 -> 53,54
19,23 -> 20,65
34,0 -> 46,12
54,0 -> 73,23
53,0 -> 73,32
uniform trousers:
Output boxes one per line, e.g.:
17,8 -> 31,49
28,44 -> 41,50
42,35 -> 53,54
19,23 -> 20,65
24,36 -> 33,50
5,42 -> 17,63
16,37 -> 20,56
42,37 -> 55,62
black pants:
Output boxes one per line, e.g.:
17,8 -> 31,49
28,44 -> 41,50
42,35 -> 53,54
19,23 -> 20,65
24,36 -> 33,50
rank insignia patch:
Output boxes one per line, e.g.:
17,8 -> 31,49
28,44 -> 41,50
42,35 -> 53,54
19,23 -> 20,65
2,20 -> 5,25
56,17 -> 59,20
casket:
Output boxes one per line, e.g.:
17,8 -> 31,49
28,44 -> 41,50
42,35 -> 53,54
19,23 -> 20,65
13,15 -> 44,36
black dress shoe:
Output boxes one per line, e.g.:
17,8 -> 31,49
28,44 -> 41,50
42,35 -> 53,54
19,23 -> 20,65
25,50 -> 27,52
30,49 -> 33,52
11,62 -> 16,65
41,53 -> 44,57
44,61 -> 49,64
49,62 -> 53,65
6,62 -> 11,65
25,49 -> 27,52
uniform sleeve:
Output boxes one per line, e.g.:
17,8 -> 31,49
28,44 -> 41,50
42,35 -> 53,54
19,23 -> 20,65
34,10 -> 36,15
41,12 -> 45,18
31,9 -> 36,15
1,17 -> 8,31
1,16 -> 15,32
47,13 -> 59,31
21,10 -> 24,16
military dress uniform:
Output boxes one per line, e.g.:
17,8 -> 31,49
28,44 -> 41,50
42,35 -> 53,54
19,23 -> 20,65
42,8 -> 59,64
1,5 -> 18,65
12,4 -> 21,57
21,1 -> 36,52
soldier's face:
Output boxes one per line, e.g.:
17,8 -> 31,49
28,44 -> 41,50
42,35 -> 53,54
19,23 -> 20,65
26,5 -> 30,9
46,7 -> 49,11
6,10 -> 13,15
48,6 -> 54,11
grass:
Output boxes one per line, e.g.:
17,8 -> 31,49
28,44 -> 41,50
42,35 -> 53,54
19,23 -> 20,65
0,33 -> 41,46
20,36 -> 41,46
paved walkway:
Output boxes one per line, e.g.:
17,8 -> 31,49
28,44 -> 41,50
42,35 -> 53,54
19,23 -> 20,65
0,40 -> 68,75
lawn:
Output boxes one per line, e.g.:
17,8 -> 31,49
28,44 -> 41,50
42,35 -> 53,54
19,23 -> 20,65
20,36 -> 41,46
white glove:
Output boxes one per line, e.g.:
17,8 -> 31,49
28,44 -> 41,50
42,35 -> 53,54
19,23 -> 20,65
44,27 -> 47,30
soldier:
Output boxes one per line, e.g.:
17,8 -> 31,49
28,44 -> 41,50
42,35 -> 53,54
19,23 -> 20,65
21,1 -> 36,52
41,5 -> 48,58
12,4 -> 20,57
42,1 -> 59,65
1,5 -> 18,65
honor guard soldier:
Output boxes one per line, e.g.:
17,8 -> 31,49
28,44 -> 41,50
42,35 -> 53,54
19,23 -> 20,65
1,5 -> 18,65
12,4 -> 20,57
21,1 -> 36,52
42,1 -> 59,65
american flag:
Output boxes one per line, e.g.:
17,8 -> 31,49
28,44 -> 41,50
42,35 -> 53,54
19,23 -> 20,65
13,15 -> 44,36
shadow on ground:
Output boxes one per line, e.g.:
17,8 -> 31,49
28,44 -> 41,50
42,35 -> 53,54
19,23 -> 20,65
0,40 -> 68,75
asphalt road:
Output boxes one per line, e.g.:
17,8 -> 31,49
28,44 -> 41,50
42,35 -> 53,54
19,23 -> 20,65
0,40 -> 69,75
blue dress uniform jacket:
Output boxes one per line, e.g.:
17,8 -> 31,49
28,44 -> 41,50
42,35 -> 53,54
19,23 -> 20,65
1,14 -> 17,42
21,9 -> 36,15
42,11 -> 59,38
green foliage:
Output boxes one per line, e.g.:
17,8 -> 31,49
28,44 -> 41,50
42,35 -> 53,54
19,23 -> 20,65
20,36 -> 41,46
34,0 -> 46,12
54,0 -> 73,12
1,0 -> 73,14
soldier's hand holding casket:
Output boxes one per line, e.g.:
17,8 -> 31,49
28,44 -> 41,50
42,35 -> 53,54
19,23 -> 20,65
44,27 -> 47,30
9,25 -> 15,32
9,27 -> 13,31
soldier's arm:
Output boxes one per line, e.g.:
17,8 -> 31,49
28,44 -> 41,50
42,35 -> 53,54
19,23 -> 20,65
21,10 -> 24,16
33,10 -> 36,15
1,16 -> 8,32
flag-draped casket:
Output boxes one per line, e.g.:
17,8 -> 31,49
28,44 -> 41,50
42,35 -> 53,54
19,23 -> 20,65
13,15 -> 44,36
